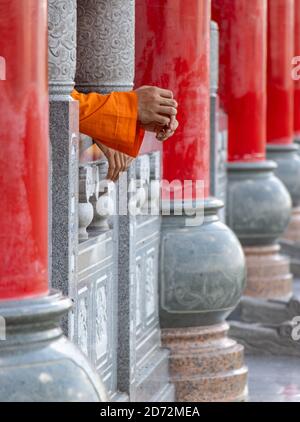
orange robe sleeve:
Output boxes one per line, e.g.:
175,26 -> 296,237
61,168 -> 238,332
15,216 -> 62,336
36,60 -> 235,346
71,89 -> 145,157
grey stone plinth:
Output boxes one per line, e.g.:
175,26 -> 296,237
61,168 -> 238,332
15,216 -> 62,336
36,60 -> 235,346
162,323 -> 248,402
267,144 -> 300,207
0,291 -> 107,402
227,161 -> 291,246
160,197 -> 246,328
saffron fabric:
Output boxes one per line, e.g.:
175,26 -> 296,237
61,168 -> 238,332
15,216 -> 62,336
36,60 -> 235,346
71,89 -> 145,157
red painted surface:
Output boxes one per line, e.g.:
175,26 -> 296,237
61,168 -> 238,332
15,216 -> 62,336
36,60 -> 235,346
0,0 -> 49,300
267,0 -> 294,145
212,0 -> 267,162
135,0 -> 211,198
294,0 -> 300,137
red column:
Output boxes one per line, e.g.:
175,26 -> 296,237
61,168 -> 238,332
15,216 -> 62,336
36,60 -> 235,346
0,0 -> 49,299
294,0 -> 300,138
267,0 -> 295,145
212,0 -> 267,162
135,0 -> 210,198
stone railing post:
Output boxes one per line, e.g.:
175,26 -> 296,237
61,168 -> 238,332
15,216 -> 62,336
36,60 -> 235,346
48,0 -> 79,322
210,21 -> 228,223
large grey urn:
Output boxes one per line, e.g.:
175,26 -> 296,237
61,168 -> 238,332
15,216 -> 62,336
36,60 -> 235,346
226,160 -> 293,299
227,161 -> 292,246
0,291 -> 107,402
267,144 -> 300,208
271,143 -> 300,276
160,197 -> 248,401
160,197 -> 246,328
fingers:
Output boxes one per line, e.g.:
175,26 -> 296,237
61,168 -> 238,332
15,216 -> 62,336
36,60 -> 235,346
156,129 -> 174,142
119,153 -> 126,174
157,105 -> 177,116
93,141 -> 134,182
160,98 -> 178,108
157,88 -> 173,99
155,114 -> 171,126
169,115 -> 179,131
112,153 -> 121,181
111,152 -> 134,181
106,153 -> 115,181
156,116 -> 179,142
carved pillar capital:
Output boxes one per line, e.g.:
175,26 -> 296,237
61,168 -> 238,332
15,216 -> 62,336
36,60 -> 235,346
76,0 -> 135,93
48,0 -> 77,97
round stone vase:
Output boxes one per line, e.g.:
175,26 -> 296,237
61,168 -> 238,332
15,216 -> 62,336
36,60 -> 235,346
160,198 -> 246,328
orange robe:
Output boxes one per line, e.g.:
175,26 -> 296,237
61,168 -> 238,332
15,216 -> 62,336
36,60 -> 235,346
71,89 -> 144,157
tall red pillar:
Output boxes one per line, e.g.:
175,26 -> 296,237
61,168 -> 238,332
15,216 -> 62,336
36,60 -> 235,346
136,0 -> 210,199
0,0 -> 49,300
0,0 -> 106,401
295,0 -> 300,143
280,0 -> 300,247
136,0 -> 247,402
267,0 -> 294,146
213,0 -> 292,299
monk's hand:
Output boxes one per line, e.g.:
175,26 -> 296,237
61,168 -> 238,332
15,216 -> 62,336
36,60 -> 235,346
94,141 -> 134,181
134,85 -> 178,130
156,115 -> 179,142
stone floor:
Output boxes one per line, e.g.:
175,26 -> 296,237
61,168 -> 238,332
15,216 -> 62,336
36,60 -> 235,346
244,275 -> 300,402
246,355 -> 300,402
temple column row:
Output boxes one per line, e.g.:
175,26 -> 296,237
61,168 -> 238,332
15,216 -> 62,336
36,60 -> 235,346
213,0 -> 292,301
213,0 -> 300,357
266,0 -> 300,250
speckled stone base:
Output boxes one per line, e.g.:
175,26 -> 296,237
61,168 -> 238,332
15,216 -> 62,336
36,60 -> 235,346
243,245 -> 293,299
162,323 -> 248,402
283,207 -> 300,244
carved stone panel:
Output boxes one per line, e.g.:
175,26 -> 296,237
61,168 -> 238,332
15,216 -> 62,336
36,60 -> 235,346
77,231 -> 117,397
